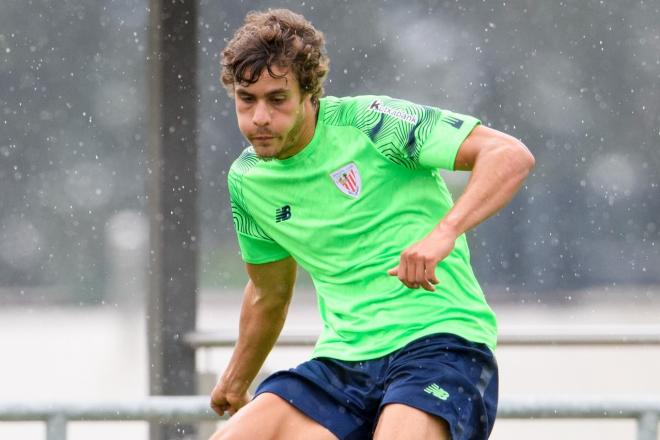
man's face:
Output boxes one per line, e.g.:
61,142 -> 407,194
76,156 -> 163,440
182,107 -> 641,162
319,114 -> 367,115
234,66 -> 313,160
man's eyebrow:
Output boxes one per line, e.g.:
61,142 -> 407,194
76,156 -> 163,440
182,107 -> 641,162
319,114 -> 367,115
266,88 -> 290,95
236,88 -> 290,97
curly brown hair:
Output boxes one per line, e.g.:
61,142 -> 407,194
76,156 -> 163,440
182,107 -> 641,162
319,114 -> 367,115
221,9 -> 330,101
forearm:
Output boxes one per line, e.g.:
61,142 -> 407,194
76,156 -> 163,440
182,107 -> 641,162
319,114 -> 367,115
438,141 -> 534,237
388,127 -> 533,291
220,281 -> 291,394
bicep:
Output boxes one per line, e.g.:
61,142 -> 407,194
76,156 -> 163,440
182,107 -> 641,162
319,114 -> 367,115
453,125 -> 521,171
246,256 -> 297,297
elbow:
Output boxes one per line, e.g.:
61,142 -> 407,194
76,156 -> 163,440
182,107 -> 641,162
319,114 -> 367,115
520,141 -> 536,172
253,290 -> 292,311
246,281 -> 292,311
506,139 -> 535,177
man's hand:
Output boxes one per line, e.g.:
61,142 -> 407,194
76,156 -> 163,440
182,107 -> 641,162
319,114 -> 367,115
210,378 -> 251,417
387,225 -> 458,291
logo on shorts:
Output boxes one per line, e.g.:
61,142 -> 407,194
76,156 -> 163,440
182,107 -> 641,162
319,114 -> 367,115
330,162 -> 361,198
424,383 -> 450,401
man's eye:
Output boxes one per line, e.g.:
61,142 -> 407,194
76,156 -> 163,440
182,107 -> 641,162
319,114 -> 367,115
271,96 -> 286,104
239,95 -> 254,103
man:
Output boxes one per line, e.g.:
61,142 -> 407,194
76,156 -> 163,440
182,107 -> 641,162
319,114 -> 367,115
210,8 -> 534,440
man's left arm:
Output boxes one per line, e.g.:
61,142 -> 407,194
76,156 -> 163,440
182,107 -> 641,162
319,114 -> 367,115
388,125 -> 535,291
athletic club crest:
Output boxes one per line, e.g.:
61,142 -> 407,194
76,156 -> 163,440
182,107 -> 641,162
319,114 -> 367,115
330,162 -> 362,198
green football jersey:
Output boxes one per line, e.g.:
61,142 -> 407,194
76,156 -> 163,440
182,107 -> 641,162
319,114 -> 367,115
228,95 -> 497,360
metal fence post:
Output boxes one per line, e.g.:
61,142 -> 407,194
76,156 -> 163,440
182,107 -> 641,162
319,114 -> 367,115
46,414 -> 67,440
637,411 -> 659,440
146,0 -> 199,438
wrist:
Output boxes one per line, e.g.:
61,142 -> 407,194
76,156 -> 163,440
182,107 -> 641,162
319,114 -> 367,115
219,370 -> 252,395
434,218 -> 461,240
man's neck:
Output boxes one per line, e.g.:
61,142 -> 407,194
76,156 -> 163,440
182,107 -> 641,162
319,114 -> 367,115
278,98 -> 319,159
300,98 -> 319,146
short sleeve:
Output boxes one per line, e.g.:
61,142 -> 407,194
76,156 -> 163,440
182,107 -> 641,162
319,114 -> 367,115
346,96 -> 480,170
228,169 -> 290,264
417,109 -> 480,169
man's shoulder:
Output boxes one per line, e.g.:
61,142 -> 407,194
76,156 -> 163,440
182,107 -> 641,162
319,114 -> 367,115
322,94 -> 384,109
322,94 -> 380,105
228,146 -> 260,182
321,94 -> 394,128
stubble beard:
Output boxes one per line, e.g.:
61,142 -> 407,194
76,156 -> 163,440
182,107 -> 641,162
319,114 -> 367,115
254,104 -> 305,161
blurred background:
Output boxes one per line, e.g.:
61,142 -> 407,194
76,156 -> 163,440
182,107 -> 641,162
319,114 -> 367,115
0,0 -> 658,439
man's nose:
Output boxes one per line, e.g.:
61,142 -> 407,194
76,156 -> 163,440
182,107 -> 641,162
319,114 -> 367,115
252,101 -> 270,126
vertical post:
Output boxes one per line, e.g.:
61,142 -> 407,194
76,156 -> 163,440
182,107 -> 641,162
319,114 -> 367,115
147,0 -> 199,439
637,411 -> 659,440
46,414 -> 67,440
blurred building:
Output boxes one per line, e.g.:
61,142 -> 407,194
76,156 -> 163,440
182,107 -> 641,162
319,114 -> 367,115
0,0 -> 658,305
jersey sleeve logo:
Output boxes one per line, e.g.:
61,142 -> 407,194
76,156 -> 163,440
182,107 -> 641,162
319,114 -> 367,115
330,162 -> 362,198
368,99 -> 418,125
441,114 -> 464,129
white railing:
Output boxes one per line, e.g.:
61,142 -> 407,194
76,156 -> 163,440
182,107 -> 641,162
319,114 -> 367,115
1,395 -> 659,440
4,326 -> 660,440
184,324 -> 660,348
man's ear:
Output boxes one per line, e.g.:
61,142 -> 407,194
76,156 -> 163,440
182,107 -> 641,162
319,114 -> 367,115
302,92 -> 318,106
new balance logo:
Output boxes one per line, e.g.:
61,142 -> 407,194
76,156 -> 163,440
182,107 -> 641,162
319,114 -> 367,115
424,383 -> 450,401
275,205 -> 291,222
441,115 -> 464,129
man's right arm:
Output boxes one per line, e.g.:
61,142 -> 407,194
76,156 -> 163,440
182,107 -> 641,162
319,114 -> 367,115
210,256 -> 297,416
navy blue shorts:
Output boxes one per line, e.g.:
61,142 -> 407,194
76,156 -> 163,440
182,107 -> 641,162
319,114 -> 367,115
255,333 -> 498,440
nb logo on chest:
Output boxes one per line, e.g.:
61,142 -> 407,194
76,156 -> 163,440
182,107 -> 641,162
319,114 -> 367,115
275,205 -> 292,222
